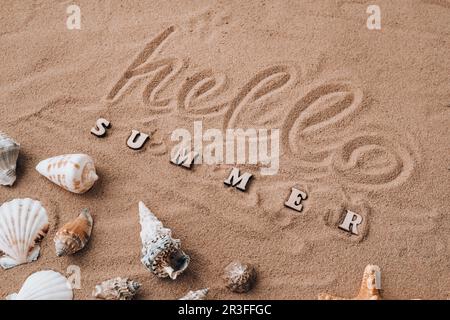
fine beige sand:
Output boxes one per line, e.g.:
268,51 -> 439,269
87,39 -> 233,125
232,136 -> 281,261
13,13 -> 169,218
1,0 -> 449,300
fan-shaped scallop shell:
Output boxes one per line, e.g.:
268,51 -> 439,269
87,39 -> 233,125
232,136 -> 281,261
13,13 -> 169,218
139,201 -> 190,280
92,277 -> 141,300
0,198 -> 49,269
54,208 -> 93,256
0,132 -> 20,186
223,261 -> 257,293
36,154 -> 98,194
6,270 -> 73,300
179,288 -> 209,300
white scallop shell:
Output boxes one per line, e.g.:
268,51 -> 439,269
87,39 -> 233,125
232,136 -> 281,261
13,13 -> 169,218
139,201 -> 190,279
0,132 -> 20,186
36,154 -> 98,194
179,288 -> 209,300
0,198 -> 49,269
6,270 -> 73,300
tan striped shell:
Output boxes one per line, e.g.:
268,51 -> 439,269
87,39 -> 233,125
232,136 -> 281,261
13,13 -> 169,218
36,154 -> 98,194
54,209 -> 93,256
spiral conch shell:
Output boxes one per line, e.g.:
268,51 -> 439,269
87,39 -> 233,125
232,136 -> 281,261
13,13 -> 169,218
139,201 -> 190,280
6,270 -> 73,300
179,288 -> 209,300
36,154 -> 98,194
0,132 -> 20,186
223,261 -> 257,293
54,209 -> 93,256
93,277 -> 141,300
0,198 -> 49,269
318,264 -> 382,300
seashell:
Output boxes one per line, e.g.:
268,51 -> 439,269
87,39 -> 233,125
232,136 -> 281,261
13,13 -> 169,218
6,270 -> 73,300
93,277 -> 141,300
54,208 -> 93,256
36,154 -> 98,194
318,264 -> 382,300
138,201 -> 190,280
223,261 -> 257,293
0,132 -> 20,186
0,198 -> 49,269
179,288 -> 209,300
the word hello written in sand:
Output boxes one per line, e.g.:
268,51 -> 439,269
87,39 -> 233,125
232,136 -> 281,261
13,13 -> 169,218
91,120 -> 364,236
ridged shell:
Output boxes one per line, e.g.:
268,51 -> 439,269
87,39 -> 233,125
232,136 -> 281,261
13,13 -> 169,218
93,277 -> 141,300
54,208 -> 93,256
179,288 -> 209,300
223,261 -> 257,293
318,264 -> 382,300
139,201 -> 190,280
0,198 -> 49,269
36,154 -> 98,194
6,270 -> 73,300
0,132 -> 20,186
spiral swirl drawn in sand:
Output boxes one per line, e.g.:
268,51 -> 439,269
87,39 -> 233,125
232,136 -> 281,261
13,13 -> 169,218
278,78 -> 418,189
177,69 -> 229,116
330,132 -> 417,190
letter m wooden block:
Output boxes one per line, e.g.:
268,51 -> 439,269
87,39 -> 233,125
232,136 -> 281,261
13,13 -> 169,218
224,168 -> 253,191
171,147 -> 198,169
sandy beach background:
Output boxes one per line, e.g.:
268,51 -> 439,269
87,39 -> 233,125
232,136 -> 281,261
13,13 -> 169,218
1,0 -> 449,299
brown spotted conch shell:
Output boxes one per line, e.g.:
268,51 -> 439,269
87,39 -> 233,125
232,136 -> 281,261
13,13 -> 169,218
139,201 -> 190,280
54,208 -> 93,256
223,261 -> 257,293
36,154 -> 98,194
318,264 -> 382,300
0,198 -> 49,269
92,277 -> 141,300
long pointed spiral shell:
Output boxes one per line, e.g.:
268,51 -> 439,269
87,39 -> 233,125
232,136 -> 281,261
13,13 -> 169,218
139,201 -> 190,280
36,154 -> 98,194
54,208 -> 93,256
0,132 -> 20,186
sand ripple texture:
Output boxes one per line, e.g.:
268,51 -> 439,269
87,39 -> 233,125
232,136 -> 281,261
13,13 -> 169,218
0,1 -> 449,300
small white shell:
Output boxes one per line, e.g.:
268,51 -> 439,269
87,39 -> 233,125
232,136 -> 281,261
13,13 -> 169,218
93,277 -> 141,300
54,208 -> 93,256
139,201 -> 190,280
0,198 -> 49,269
36,154 -> 98,194
179,288 -> 209,300
6,270 -> 73,300
0,132 -> 20,186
